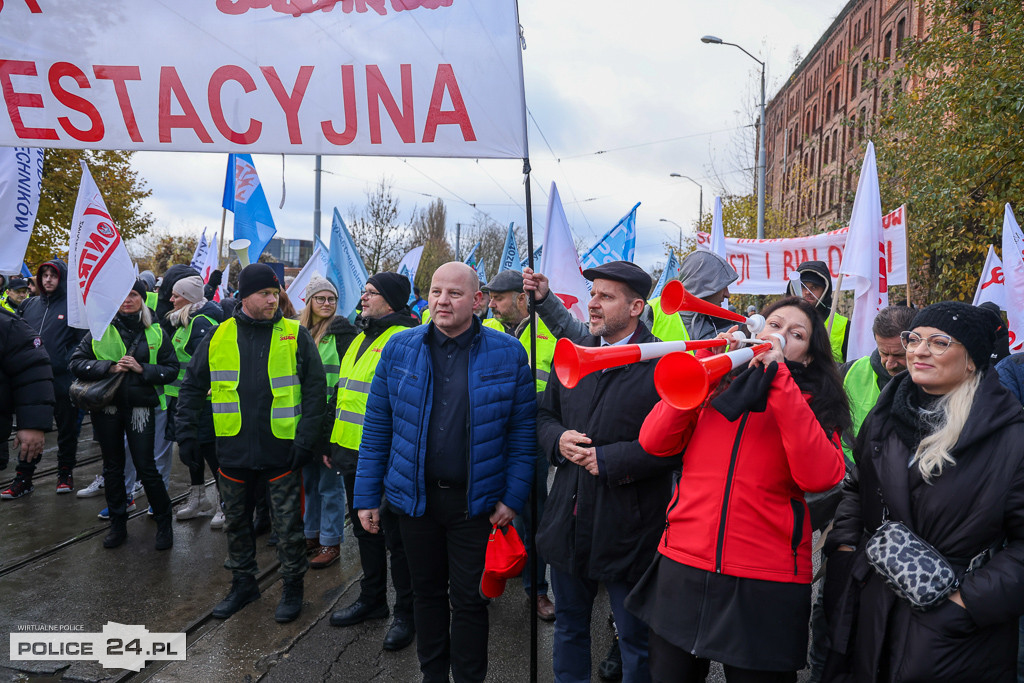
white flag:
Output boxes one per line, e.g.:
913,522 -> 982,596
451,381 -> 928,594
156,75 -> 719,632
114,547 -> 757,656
199,233 -> 219,284
287,241 -> 331,313
0,147 -> 43,273
189,228 -> 209,273
397,245 -> 425,286
1000,204 -> 1024,352
539,182 -> 591,322
972,245 -> 1005,310
839,142 -> 888,360
218,262 -> 231,302
67,162 -> 137,339
709,196 -> 727,259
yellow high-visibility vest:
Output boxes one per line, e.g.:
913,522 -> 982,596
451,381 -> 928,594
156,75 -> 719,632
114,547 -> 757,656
166,314 -> 216,398
517,317 -> 556,394
318,333 -> 341,396
209,317 -> 301,439
92,323 -> 167,410
329,326 -> 404,449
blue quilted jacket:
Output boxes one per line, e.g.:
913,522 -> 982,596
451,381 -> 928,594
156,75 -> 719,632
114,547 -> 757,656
353,320 -> 537,518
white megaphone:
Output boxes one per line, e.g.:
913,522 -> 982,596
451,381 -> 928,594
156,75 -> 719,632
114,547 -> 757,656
230,238 -> 252,267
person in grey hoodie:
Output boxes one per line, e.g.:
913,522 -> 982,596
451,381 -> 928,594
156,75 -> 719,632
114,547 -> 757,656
674,250 -> 739,341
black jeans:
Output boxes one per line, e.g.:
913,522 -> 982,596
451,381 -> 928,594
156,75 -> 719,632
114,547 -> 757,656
188,441 -> 220,487
398,484 -> 492,683
344,472 -> 413,618
92,406 -> 170,521
648,630 -> 797,683
15,391 -> 80,482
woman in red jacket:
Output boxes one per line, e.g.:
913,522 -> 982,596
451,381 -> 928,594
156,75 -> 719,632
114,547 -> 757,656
625,296 -> 850,683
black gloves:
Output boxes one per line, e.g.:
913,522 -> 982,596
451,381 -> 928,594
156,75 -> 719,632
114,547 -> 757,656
177,439 -> 199,470
289,445 -> 315,472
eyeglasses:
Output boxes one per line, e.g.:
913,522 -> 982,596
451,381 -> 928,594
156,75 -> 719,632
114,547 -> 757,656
900,331 -> 963,356
360,289 -> 381,298
312,295 -> 337,305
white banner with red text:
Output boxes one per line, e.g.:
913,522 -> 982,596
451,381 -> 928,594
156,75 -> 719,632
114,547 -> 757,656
0,1 -> 527,158
696,205 -> 908,295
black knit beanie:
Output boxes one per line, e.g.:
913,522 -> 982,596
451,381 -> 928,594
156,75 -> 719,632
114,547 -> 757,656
910,301 -> 996,370
131,278 -> 149,299
366,272 -> 411,313
237,263 -> 280,300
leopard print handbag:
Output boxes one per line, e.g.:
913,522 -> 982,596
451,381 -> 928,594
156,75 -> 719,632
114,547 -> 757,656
865,520 -> 960,611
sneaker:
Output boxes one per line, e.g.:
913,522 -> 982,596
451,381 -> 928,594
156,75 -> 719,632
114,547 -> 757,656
77,475 -> 105,498
97,497 -> 135,520
56,470 -> 74,494
210,508 -> 225,529
146,505 -> 154,517
1,478 -> 33,500
131,481 -> 144,498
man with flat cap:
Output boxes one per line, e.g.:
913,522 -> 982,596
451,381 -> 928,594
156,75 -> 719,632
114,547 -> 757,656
535,261 -> 682,683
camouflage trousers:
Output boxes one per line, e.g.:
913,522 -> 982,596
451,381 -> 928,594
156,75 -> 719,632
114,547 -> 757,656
218,467 -> 308,581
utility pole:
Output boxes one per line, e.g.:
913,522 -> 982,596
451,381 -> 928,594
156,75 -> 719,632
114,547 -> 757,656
455,222 -> 461,261
313,155 -> 322,243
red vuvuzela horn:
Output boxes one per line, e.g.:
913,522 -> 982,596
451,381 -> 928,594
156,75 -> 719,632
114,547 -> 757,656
659,280 -> 766,334
653,342 -> 773,410
552,337 -> 727,389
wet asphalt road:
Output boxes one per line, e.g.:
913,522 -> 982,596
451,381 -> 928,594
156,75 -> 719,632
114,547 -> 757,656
1,425 -> 811,682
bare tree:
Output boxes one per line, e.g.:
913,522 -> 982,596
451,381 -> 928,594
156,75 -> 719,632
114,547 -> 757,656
348,177 -> 410,274
408,198 -> 453,290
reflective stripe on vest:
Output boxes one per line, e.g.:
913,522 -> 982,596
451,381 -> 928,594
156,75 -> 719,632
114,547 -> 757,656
518,317 -> 557,394
91,323 -> 167,410
329,326 -> 404,449
318,333 -> 341,395
841,354 -> 881,462
208,317 -> 302,439
649,297 -> 691,342
830,314 -> 849,363
166,314 -> 216,398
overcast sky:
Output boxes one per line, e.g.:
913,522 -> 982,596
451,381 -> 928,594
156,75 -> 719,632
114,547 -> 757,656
131,0 -> 848,273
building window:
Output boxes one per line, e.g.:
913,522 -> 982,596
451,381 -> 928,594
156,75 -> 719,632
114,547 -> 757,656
823,134 -> 830,164
851,64 -> 859,97
862,53 -> 870,87
826,90 -> 833,118
884,31 -> 893,59
859,106 -> 867,140
832,133 -> 838,160
896,17 -> 906,49
835,82 -> 841,107
866,8 -> 872,32
813,105 -> 818,130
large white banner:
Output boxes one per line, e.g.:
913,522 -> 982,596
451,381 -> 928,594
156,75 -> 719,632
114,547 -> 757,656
696,205 -> 908,295
0,146 -> 42,273
0,1 -> 527,158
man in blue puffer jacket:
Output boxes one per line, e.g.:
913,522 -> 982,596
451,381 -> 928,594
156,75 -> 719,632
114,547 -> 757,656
354,261 -> 536,683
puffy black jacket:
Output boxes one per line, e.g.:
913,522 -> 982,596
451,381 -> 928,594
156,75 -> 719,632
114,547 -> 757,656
0,308 -> 54,441
825,369 -> 1024,682
176,306 -> 326,470
18,259 -> 86,393
68,311 -> 178,409
165,301 -> 222,444
535,322 -> 681,584
155,264 -> 201,336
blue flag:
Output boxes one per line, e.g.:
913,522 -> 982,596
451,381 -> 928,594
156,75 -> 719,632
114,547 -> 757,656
222,154 -> 277,264
498,223 -> 523,273
463,242 -> 481,267
580,202 -> 640,269
399,264 -> 417,306
651,249 -> 680,298
21,262 -> 31,277
520,245 -> 542,270
325,209 -> 369,318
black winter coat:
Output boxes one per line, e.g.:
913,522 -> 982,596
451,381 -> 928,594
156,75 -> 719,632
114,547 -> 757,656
535,323 -> 681,584
165,301 -> 222,444
824,369 -> 1024,682
0,308 -> 54,442
176,307 -> 326,470
68,312 -> 178,409
18,259 -> 86,393
155,264 -> 201,337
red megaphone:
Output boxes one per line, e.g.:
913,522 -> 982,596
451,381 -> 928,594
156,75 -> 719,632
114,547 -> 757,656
553,337 -> 726,388
654,342 -> 773,410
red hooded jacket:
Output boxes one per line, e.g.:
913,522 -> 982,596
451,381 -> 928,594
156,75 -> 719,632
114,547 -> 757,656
640,362 -> 844,584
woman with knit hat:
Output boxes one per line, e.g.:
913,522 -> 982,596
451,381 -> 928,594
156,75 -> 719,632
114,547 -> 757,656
823,301 -> 1024,682
298,275 -> 358,567
164,275 -> 224,527
68,279 -> 179,550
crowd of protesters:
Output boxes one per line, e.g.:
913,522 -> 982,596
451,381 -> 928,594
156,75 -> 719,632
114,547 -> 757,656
3,249 -> 1024,683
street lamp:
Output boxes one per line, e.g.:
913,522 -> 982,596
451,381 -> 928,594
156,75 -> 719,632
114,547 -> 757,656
669,173 -> 703,228
659,218 -> 684,253
701,34 -> 766,240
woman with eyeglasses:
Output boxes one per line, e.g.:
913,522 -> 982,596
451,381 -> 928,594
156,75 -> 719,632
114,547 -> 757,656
822,302 -> 1024,682
297,276 -> 358,567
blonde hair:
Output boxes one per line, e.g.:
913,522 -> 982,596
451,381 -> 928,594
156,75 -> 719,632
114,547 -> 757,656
139,303 -> 153,328
165,300 -> 206,329
913,370 -> 981,482
299,305 -> 333,345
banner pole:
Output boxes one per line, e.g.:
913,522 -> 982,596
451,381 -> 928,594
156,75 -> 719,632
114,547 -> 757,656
903,206 -> 911,306
218,208 -> 227,263
826,273 -> 844,335
523,157 -> 538,683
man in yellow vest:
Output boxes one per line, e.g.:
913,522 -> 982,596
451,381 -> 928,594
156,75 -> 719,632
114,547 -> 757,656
1,276 -> 29,313
484,269 -> 557,621
329,271 -> 419,651
790,260 -> 850,363
177,263 -> 326,624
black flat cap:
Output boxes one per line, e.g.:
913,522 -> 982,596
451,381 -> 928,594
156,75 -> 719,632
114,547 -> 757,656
582,261 -> 652,299
483,270 -> 524,293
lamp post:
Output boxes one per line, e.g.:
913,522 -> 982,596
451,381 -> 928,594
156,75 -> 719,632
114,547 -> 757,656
659,218 -> 685,254
669,173 -> 703,229
702,34 -> 766,240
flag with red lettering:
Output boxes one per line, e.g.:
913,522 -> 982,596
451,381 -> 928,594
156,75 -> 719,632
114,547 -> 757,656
1000,204 -> 1024,352
972,245 -> 1005,309
539,182 -> 591,322
709,196 -> 726,259
839,142 -> 888,361
198,233 -> 219,284
67,161 -> 137,338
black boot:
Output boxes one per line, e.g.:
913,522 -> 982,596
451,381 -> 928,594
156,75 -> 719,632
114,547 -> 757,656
103,515 -> 128,549
275,578 -> 303,623
154,514 -> 173,551
212,575 -> 260,619
598,636 -> 623,681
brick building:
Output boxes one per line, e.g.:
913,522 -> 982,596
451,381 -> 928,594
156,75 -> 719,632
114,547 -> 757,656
762,0 -> 926,235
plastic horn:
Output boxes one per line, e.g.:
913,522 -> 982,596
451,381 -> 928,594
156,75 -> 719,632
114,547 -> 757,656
653,342 -> 774,411
230,238 -> 252,267
553,336 -> 727,389
660,280 -> 766,334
